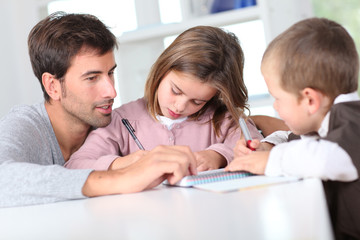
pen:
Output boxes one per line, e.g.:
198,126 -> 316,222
239,117 -> 255,151
121,118 -> 145,150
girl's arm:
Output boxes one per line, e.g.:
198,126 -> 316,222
250,115 -> 289,137
65,112 -> 128,170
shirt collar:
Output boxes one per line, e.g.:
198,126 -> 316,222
317,91 -> 359,137
156,115 -> 187,130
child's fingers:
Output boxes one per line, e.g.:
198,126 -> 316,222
226,151 -> 269,174
196,163 -> 209,172
249,139 -> 260,150
234,139 -> 252,157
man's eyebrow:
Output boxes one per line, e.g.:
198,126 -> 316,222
109,64 -> 117,72
81,71 -> 101,78
80,64 -> 117,78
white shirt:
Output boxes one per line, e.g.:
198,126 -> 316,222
263,92 -> 359,181
156,115 -> 187,130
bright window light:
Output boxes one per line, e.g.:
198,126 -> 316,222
223,20 -> 267,96
48,0 -> 137,37
158,0 -> 182,24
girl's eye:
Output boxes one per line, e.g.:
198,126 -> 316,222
192,100 -> 204,106
171,88 -> 181,95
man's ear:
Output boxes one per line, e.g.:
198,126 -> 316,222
301,87 -> 323,114
42,72 -> 61,101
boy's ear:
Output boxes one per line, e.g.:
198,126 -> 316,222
42,72 -> 61,101
301,87 -> 323,114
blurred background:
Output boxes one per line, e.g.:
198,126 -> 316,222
1,0 -> 359,118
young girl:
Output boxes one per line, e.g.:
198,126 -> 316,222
65,26 -> 263,172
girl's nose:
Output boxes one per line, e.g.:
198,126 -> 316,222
174,98 -> 186,113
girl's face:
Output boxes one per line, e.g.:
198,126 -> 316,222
157,70 -> 217,119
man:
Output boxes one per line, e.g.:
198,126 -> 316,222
0,12 -> 196,208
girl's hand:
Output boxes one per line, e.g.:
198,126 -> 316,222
109,150 -> 148,170
194,150 -> 226,172
234,139 -> 260,158
234,139 -> 274,158
226,151 -> 270,175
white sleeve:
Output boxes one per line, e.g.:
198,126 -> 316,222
261,130 -> 291,145
265,138 -> 358,181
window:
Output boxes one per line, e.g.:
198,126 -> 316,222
312,0 -> 360,95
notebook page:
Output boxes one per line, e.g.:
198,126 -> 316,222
193,175 -> 300,193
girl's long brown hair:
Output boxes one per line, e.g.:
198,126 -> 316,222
144,26 -> 248,136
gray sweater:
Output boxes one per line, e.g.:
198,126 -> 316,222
0,102 -> 92,207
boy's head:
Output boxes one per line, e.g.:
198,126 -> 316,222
262,17 -> 358,101
261,17 -> 359,134
28,12 -> 118,102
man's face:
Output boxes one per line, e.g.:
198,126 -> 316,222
59,50 -> 117,128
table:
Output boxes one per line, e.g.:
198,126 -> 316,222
0,178 -> 333,240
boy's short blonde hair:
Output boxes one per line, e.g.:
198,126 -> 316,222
262,17 -> 359,101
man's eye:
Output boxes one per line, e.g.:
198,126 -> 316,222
86,76 -> 98,81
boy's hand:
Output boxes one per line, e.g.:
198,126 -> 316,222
225,151 -> 270,175
194,150 -> 226,171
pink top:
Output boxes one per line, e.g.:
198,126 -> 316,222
65,98 -> 263,170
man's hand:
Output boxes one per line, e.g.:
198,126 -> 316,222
82,145 -> 197,197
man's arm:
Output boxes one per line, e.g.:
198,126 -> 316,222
0,105 -> 92,208
1,109 -> 196,207
82,145 -> 197,196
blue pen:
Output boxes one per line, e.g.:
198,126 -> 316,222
122,118 -> 145,150
239,117 -> 255,151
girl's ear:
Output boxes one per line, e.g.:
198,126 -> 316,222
42,72 -> 61,101
300,87 -> 324,114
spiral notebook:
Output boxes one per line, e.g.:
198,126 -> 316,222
163,168 -> 254,187
163,168 -> 300,192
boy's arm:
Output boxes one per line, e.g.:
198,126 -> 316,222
261,130 -> 291,146
227,137 -> 357,182
265,139 -> 357,181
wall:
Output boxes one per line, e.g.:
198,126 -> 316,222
0,0 -> 44,118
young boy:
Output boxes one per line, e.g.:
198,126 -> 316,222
226,18 -> 360,239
